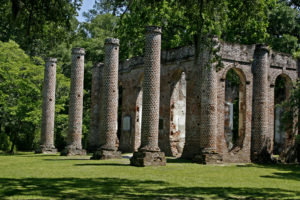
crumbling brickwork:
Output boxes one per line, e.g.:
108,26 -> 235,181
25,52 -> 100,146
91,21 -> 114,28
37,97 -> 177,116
61,48 -> 86,156
36,58 -> 58,154
90,37 -> 299,163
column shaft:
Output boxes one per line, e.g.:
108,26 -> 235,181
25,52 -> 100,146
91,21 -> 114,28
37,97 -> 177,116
251,44 -> 271,162
200,63 -> 218,152
61,48 -> 86,156
37,58 -> 57,153
102,38 -> 119,151
91,39 -> 122,160
139,26 -> 162,152
130,26 -> 166,167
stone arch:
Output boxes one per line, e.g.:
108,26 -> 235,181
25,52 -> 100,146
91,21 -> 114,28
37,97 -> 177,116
222,66 -> 247,152
221,64 -> 251,85
270,71 -> 295,88
169,69 -> 187,156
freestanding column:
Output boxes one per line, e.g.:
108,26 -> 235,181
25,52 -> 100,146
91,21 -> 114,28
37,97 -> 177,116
88,63 -> 104,152
193,37 -> 222,164
130,26 -> 166,167
251,44 -> 272,163
61,48 -> 86,156
36,58 -> 58,154
91,38 -> 122,160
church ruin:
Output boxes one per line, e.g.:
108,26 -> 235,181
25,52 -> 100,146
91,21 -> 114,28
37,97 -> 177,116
39,26 -> 299,166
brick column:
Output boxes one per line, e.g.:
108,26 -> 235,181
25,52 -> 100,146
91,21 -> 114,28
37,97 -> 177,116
88,63 -> 104,152
251,44 -> 272,163
130,26 -> 166,167
193,37 -> 222,164
36,58 -> 58,154
91,38 -> 122,159
61,48 -> 86,156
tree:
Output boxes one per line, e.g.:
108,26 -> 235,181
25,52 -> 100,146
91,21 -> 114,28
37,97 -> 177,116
93,0 -> 274,61
268,1 -> 300,56
0,41 -> 70,153
0,0 -> 83,57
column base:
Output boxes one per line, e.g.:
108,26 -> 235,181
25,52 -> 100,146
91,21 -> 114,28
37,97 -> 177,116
130,151 -> 166,167
251,151 -> 274,164
90,149 -> 122,160
35,145 -> 57,154
61,146 -> 86,156
193,150 -> 223,164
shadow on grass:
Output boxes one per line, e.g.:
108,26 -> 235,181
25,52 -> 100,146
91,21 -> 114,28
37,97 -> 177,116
0,177 -> 299,199
237,164 -> 300,182
74,163 -> 129,167
166,158 -> 193,164
43,158 -> 91,161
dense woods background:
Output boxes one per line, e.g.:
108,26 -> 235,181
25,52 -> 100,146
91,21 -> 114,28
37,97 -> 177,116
0,0 -> 299,153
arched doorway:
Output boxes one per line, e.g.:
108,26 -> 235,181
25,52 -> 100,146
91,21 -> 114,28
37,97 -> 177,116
273,74 -> 292,155
170,71 -> 186,156
224,68 -> 246,151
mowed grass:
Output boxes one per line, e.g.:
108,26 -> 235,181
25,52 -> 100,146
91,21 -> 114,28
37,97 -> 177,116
0,152 -> 300,199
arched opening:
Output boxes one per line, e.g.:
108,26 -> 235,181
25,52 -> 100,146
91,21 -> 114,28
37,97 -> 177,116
170,71 -> 186,156
273,74 -> 292,155
134,87 -> 143,151
224,68 -> 246,151
133,75 -> 144,151
117,85 -> 123,144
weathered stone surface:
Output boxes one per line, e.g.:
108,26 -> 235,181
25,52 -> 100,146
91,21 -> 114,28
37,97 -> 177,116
90,149 -> 122,160
62,48 -> 86,156
37,58 -> 57,154
130,151 -> 166,167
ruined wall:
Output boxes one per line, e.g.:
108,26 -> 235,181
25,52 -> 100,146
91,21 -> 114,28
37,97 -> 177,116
94,41 -> 299,162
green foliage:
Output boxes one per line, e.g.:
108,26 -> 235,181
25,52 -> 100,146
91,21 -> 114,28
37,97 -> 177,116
268,1 -> 300,55
224,0 -> 273,44
0,133 -> 12,152
281,81 -> 300,136
0,41 -> 70,152
0,0 -> 82,57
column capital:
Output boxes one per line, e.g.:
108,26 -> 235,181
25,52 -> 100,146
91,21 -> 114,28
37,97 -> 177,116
105,38 -> 119,46
72,48 -> 85,55
146,26 -> 162,34
255,44 -> 270,54
45,58 -> 57,63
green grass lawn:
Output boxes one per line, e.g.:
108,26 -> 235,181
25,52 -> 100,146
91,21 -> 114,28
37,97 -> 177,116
0,152 -> 299,199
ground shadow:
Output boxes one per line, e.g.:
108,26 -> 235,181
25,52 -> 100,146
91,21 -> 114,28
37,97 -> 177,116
74,163 -> 130,167
237,163 -> 300,181
0,177 -> 299,199
43,159 -> 91,161
166,158 -> 193,164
